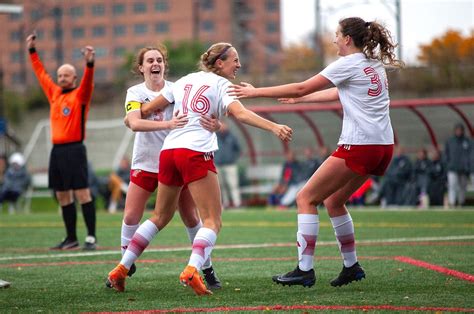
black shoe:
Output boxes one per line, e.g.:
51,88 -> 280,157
106,263 -> 136,288
330,262 -> 366,287
83,236 -> 97,251
202,266 -> 222,290
272,266 -> 316,287
50,238 -> 79,250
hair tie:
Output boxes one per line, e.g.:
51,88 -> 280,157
365,21 -> 371,27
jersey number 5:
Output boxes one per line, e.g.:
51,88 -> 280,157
363,67 -> 382,97
182,84 -> 211,115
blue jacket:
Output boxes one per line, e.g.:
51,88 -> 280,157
214,131 -> 241,166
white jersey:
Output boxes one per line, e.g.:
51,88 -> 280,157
125,81 -> 174,173
161,71 -> 236,152
320,52 -> 394,145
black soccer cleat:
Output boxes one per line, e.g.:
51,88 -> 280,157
272,266 -> 316,287
330,262 -> 366,287
202,266 -> 222,290
106,263 -> 137,288
50,238 -> 79,250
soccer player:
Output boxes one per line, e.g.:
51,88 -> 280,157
106,45 -> 222,290
229,17 -> 403,287
107,42 -> 292,295
26,34 -> 98,250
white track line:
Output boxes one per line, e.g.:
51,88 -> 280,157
0,235 -> 473,262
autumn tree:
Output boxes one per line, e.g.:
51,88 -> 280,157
417,29 -> 474,88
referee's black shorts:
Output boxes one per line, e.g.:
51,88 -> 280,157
49,142 -> 89,191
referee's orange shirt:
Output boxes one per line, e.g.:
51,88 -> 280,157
29,50 -> 94,145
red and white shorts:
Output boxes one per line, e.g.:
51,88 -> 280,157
130,169 -> 159,193
332,144 -> 394,176
158,148 -> 217,186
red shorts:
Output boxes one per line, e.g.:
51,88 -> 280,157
130,169 -> 159,193
158,148 -> 217,186
332,144 -> 394,176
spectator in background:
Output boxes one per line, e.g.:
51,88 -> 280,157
0,153 -> 30,214
0,154 -> 7,188
268,149 -> 301,207
107,156 -> 131,213
413,148 -> 431,208
214,121 -> 242,208
279,147 -> 321,208
444,123 -> 471,207
428,149 -> 447,206
27,33 -> 97,250
379,145 -> 412,207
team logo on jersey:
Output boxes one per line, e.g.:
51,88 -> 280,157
62,107 -> 71,116
131,169 -> 141,177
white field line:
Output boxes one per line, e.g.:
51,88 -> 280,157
0,235 -> 473,262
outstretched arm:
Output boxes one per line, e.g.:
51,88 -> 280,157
125,108 -> 188,132
228,74 -> 332,99
141,95 -> 171,117
26,33 -> 56,97
227,100 -> 292,142
279,87 -> 339,104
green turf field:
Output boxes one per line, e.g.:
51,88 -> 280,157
0,208 -> 473,312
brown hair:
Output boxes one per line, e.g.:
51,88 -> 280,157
198,42 -> 233,72
133,44 -> 169,77
339,17 -> 404,67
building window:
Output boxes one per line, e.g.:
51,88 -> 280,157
113,4 -> 125,15
114,47 -> 126,56
95,68 -> 107,81
9,13 -> 22,20
35,29 -> 45,40
72,27 -> 85,38
92,26 -> 106,37
12,72 -> 24,85
155,22 -> 169,33
70,6 -> 84,18
201,0 -> 214,10
95,47 -> 108,58
266,42 -> 279,53
72,48 -> 83,60
265,0 -> 278,12
201,20 -> 214,32
133,2 -> 147,13
155,0 -> 168,12
10,52 -> 20,63
30,10 -> 42,21
134,24 -> 148,34
10,31 -> 21,41
266,21 -> 278,33
114,25 -> 126,36
91,4 -> 105,16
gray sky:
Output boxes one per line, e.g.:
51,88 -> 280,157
281,0 -> 474,64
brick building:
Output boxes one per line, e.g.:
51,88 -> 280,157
0,0 -> 282,90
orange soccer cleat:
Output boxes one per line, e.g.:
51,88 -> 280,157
179,265 -> 212,296
107,264 -> 129,292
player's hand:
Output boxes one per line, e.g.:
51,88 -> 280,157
82,46 -> 95,63
278,98 -> 296,104
228,82 -> 256,99
272,124 -> 293,142
168,110 -> 188,129
200,114 -> 221,132
26,33 -> 36,50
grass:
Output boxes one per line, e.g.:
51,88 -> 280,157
0,207 -> 473,312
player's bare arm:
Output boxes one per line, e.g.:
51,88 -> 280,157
141,94 -> 170,117
279,87 -> 339,104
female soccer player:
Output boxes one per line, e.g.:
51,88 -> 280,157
229,17 -> 403,288
107,45 -> 222,290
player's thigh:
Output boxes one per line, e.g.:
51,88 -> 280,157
177,187 -> 200,228
123,182 -> 153,225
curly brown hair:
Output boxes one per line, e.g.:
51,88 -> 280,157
339,17 -> 404,67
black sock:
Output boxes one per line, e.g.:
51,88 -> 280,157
81,201 -> 96,237
61,203 -> 77,241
